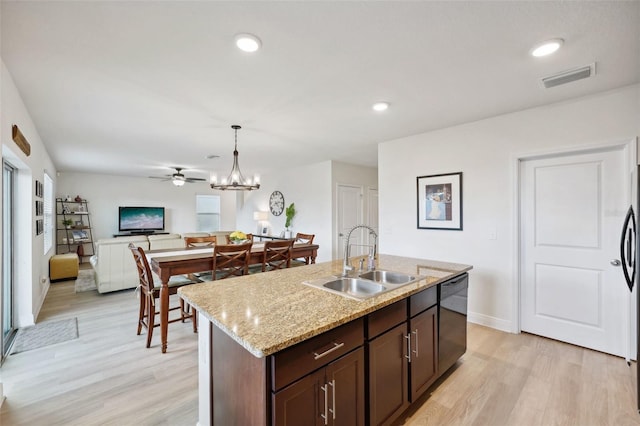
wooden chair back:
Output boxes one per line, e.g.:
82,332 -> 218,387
295,232 -> 315,244
185,235 -> 217,248
224,233 -> 254,244
262,239 -> 294,272
128,243 -> 197,348
129,243 -> 156,292
212,242 -> 253,280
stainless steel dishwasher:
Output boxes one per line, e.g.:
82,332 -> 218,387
438,273 -> 468,375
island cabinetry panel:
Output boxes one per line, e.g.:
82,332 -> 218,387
408,305 -> 438,400
272,332 -> 365,426
366,288 -> 438,426
272,344 -> 365,425
271,318 -> 364,392
368,322 -> 409,426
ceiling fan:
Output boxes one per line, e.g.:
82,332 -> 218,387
149,167 -> 207,187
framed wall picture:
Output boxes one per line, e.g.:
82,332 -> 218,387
417,172 -> 463,230
35,200 -> 44,216
35,180 -> 43,198
36,219 -> 43,235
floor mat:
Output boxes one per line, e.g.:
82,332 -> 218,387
10,318 -> 79,354
74,268 -> 97,293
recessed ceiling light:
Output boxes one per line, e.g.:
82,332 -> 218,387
372,102 -> 390,112
530,38 -> 564,57
235,33 -> 261,53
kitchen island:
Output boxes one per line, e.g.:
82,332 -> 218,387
179,254 -> 472,425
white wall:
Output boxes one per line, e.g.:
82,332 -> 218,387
235,160 -> 378,262
379,84 -> 640,332
236,161 -> 333,261
1,61 -> 58,327
56,173 -> 238,241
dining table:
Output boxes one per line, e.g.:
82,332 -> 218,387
148,241 -> 319,353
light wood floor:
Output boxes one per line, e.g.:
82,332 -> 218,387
1,279 -> 639,426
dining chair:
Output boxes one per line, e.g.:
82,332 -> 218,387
261,239 -> 294,272
292,232 -> 315,265
184,235 -> 217,247
128,243 -> 198,348
212,242 -> 253,280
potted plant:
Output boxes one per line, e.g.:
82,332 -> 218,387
284,203 -> 296,238
62,219 -> 73,229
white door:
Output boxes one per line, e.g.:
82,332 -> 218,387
336,184 -> 363,260
520,147 -> 629,357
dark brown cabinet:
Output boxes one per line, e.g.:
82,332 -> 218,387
368,322 -> 409,425
409,305 -> 438,399
367,286 -> 438,426
273,347 -> 365,426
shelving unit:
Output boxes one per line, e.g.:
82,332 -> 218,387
56,198 -> 95,263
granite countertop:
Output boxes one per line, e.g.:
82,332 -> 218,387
178,254 -> 472,358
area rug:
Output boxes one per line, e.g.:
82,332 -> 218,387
74,268 -> 97,293
10,317 -> 79,354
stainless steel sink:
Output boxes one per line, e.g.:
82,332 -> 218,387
323,278 -> 386,299
303,270 -> 425,301
358,270 -> 419,285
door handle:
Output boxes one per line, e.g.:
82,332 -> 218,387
611,259 -> 621,266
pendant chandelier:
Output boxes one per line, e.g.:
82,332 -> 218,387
210,125 -> 260,191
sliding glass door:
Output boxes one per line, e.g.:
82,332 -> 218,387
2,161 -> 16,360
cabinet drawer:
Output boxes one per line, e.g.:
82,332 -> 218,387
367,299 -> 407,340
271,318 -> 364,391
409,285 -> 437,318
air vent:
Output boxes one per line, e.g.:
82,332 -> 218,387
541,63 -> 596,88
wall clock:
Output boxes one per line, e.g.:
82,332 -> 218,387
269,190 -> 285,216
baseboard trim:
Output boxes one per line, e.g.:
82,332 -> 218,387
468,311 -> 514,333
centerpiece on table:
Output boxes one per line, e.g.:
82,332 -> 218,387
229,230 -> 249,244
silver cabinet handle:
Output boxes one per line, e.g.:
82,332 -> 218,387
313,342 -> 344,360
320,383 -> 328,425
412,329 -> 419,357
405,333 -> 411,362
611,259 -> 621,266
329,379 -> 336,420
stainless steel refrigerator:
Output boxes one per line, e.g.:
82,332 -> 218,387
619,204 -> 638,412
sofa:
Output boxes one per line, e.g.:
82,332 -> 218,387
90,231 -> 233,293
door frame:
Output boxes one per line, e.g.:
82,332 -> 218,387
512,138 -> 637,356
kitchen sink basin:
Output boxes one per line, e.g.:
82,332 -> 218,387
303,270 -> 425,301
358,270 -> 419,285
323,278 -> 386,299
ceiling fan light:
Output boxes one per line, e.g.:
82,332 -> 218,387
172,176 -> 186,187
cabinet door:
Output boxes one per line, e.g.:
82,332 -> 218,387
273,369 -> 324,426
409,305 -> 438,400
326,347 -> 365,426
368,323 -> 409,426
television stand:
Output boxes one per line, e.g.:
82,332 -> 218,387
113,231 -> 169,237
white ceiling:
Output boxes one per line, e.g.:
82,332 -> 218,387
2,1 -> 639,182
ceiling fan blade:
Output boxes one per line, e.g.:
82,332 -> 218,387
149,176 -> 171,181
185,177 -> 207,182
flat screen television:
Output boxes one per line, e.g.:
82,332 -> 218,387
118,206 -> 165,233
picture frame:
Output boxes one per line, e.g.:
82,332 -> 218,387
417,172 -> 463,230
35,180 -> 42,198
36,219 -> 43,235
35,200 -> 44,216
71,230 -> 89,241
